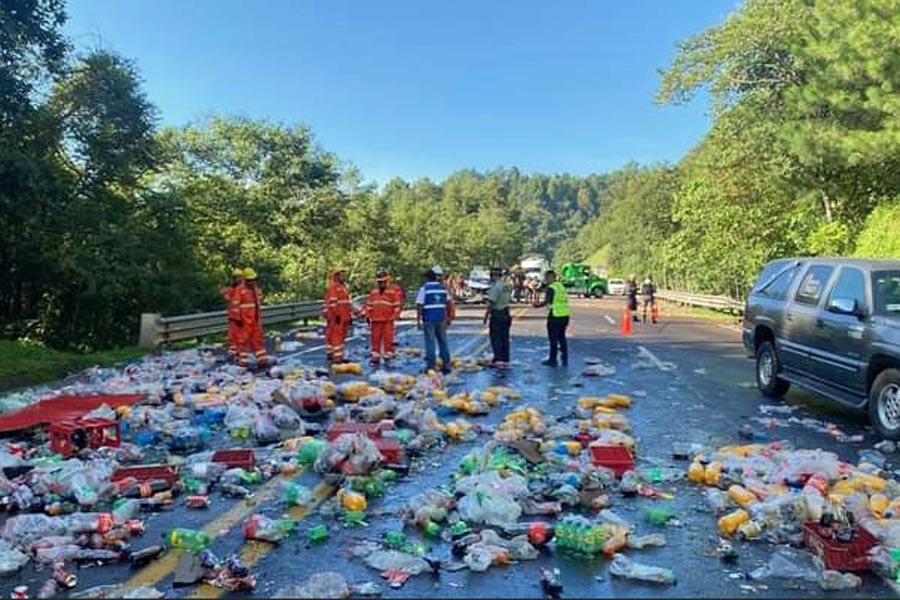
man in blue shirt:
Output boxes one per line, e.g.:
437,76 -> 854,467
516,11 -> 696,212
416,266 -> 452,374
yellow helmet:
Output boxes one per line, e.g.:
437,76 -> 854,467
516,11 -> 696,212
231,268 -> 244,277
242,267 -> 258,280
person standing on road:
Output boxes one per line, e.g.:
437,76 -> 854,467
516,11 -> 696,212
365,271 -> 399,366
238,267 -> 268,369
483,266 -> 512,366
221,268 -> 244,363
324,268 -> 352,363
416,267 -> 452,374
641,275 -> 657,324
533,270 -> 570,367
626,274 -> 640,322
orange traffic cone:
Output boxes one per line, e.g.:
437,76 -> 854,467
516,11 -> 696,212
621,307 -> 633,335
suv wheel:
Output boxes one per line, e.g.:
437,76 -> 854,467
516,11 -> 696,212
756,341 -> 790,398
869,369 -> 900,440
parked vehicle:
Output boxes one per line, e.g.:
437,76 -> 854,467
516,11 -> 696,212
520,254 -> 550,282
742,258 -> 900,438
560,263 -> 607,298
607,278 -> 626,296
466,266 -> 492,299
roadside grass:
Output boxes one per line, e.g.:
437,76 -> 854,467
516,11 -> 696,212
659,301 -> 742,325
0,340 -> 145,393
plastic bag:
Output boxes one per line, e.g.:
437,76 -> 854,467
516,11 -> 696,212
274,572 -> 350,599
627,533 -> 667,549
457,486 -> 522,525
243,515 -> 295,543
609,553 -> 676,585
819,570 -> 861,591
271,405 -> 303,432
363,550 -> 432,575
224,403 -> 259,434
253,412 -> 280,444
314,434 -> 382,476
0,540 -> 29,575
2,514 -> 68,546
455,472 -> 528,498
749,549 -> 819,582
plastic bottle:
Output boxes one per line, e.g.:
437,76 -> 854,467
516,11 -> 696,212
307,525 -> 328,543
383,531 -> 406,548
221,483 -> 252,499
66,512 -> 114,535
338,490 -> 367,512
112,499 -> 141,523
644,507 -> 674,526
727,485 -> 758,509
620,471 -> 639,495
688,462 -> 705,484
130,545 -> 166,567
528,522 -> 549,545
717,509 -> 749,537
870,493 -> 890,517
704,488 -> 728,513
704,461 -> 723,487
284,482 -> 313,506
609,553 -> 676,585
189,462 -> 226,481
242,515 -> 295,543
164,528 -> 212,552
737,519 -> 765,540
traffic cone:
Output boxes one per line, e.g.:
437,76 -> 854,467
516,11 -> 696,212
621,307 -> 633,336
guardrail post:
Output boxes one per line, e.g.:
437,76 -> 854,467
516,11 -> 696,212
138,313 -> 162,349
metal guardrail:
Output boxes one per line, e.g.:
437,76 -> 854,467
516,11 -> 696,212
138,300 -> 324,348
656,290 -> 745,314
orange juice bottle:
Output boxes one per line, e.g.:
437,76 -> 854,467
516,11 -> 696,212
870,493 -> 889,517
688,462 -> 706,484
727,485 -> 757,509
704,461 -> 723,487
717,509 -> 749,536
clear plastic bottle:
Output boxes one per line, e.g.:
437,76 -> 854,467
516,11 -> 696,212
609,553 -> 676,585
164,528 -> 212,551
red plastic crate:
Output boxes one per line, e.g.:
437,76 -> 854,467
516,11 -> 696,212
589,445 -> 634,478
211,449 -> 255,471
803,521 -> 876,571
375,438 -> 403,464
112,465 -> 178,487
0,394 -> 144,433
49,418 -> 121,458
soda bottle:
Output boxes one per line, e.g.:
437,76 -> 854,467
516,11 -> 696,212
704,461 -> 723,487
186,495 -> 211,509
688,462 -> 705,484
66,512 -> 114,535
130,545 -> 166,567
239,471 -> 262,486
450,522 -> 471,538
870,493 -> 890,517
297,440 -> 326,465
242,515 -> 295,543
726,485 -> 757,509
736,519 -> 764,540
307,525 -> 328,543
528,522 -> 549,546
421,519 -> 441,538
620,471 -> 639,496
384,531 -> 406,548
284,482 -> 312,507
221,483 -> 252,499
338,490 -> 367,512
164,528 -> 212,551
717,509 -> 749,537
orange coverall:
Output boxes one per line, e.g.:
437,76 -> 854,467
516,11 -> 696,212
237,281 -> 267,366
365,286 -> 400,363
324,273 -> 352,363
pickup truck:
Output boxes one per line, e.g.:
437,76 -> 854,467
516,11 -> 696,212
742,258 -> 900,438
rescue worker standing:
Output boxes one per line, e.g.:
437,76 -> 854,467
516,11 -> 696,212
365,271 -> 399,366
483,266 -> 512,366
533,269 -> 570,367
221,268 -> 244,363
324,268 -> 352,363
641,275 -> 657,324
238,267 -> 268,368
626,274 -> 640,323
416,267 -> 452,374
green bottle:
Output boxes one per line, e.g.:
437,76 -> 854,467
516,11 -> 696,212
644,507 -> 675,526
422,519 -> 441,538
164,528 -> 212,552
239,470 -> 261,485
307,524 -> 328,543
449,521 -> 470,537
383,531 -> 406,548
343,510 -> 366,525
297,440 -> 326,465
285,482 -> 312,506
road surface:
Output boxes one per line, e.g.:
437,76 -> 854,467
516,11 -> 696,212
2,297 -> 894,598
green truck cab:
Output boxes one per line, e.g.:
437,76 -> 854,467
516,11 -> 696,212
560,263 -> 607,298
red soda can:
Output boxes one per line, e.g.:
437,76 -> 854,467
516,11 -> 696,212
527,522 -> 548,545
11,585 -> 28,599
186,495 -> 211,509
124,519 -> 146,535
52,562 -> 77,589
96,513 -> 114,535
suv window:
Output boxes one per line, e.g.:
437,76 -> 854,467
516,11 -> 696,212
873,270 -> 900,316
757,265 -> 799,300
794,265 -> 834,306
827,267 -> 867,311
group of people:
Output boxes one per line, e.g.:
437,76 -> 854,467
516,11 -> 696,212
625,274 -> 658,324
223,263 -> 574,374
222,268 -> 268,368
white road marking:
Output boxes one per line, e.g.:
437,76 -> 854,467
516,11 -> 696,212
604,315 -> 615,325
637,345 -> 677,372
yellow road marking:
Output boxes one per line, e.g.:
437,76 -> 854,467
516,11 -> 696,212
187,482 -> 336,599
124,471 -> 296,589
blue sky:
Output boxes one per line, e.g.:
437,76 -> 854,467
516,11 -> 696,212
65,0 -> 737,185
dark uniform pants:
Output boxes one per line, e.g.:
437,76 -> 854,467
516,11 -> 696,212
547,315 -> 569,364
489,308 -> 511,362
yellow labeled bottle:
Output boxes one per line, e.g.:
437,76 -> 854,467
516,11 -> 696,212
854,472 -> 886,492
727,485 -> 757,509
704,461 -> 723,487
717,509 -> 750,536
870,493 -> 890,517
338,490 -> 367,512
688,462 -> 706,484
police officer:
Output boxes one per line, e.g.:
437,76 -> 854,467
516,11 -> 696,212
533,270 -> 570,367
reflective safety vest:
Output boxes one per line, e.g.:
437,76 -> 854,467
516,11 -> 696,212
419,281 -> 448,322
366,288 -> 399,322
548,282 -> 570,318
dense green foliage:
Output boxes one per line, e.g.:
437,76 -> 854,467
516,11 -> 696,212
565,0 -> 900,296
6,0 -> 900,350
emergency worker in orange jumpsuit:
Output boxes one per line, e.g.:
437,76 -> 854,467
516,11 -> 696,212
324,268 -> 352,363
365,271 -> 401,365
221,268 -> 244,362
237,267 -> 268,368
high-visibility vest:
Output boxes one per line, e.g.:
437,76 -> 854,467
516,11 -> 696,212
548,282 -> 570,317
419,281 -> 448,322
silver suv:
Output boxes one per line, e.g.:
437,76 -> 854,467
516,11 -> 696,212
742,258 -> 900,438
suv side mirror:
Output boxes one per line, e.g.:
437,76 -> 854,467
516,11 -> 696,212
827,297 -> 865,319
